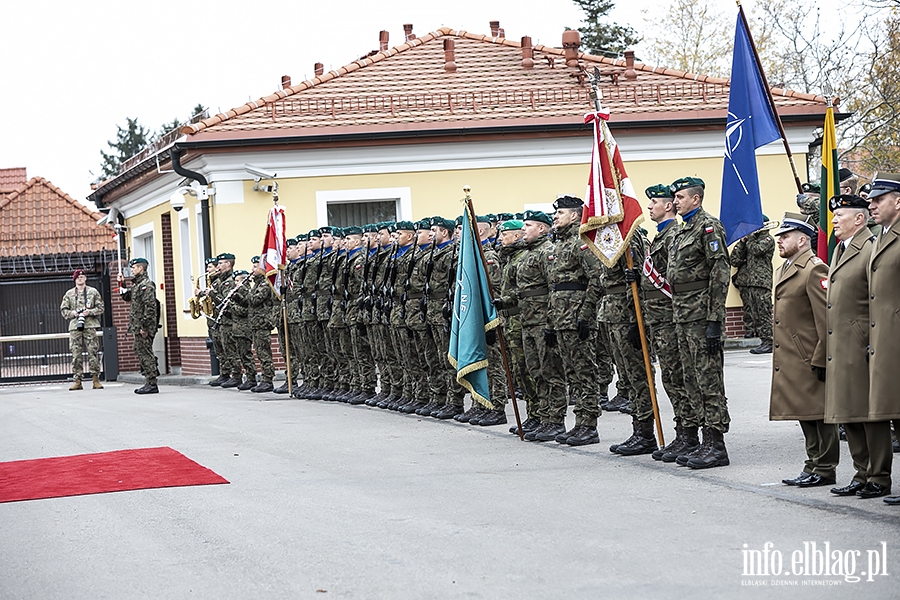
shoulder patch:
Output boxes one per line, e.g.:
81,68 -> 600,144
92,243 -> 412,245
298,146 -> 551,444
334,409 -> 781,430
820,278 -> 828,290
355,264 -> 362,269
811,256 -> 824,265
709,241 -> 720,252
548,255 -> 555,261
580,243 -> 588,251
705,226 -> 715,234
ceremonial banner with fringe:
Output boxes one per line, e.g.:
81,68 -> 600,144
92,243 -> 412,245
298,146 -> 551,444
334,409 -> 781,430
261,205 -> 287,296
579,110 -> 644,267
448,203 -> 500,408
818,106 -> 839,263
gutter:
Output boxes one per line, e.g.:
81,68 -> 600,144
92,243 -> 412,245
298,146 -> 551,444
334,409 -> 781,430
171,147 -> 212,261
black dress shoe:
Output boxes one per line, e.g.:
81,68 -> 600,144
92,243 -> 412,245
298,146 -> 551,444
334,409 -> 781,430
796,474 -> 836,488
857,482 -> 891,499
830,480 -> 866,496
749,342 -> 773,354
782,472 -> 813,486
883,495 -> 900,505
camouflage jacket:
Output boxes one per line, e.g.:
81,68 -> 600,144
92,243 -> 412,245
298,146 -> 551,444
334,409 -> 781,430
61,285 -> 104,331
426,240 -> 456,328
327,251 -> 349,328
230,283 -> 252,338
642,219 -> 679,325
389,244 -> 415,328
344,247 -> 368,326
318,248 -> 339,323
211,270 -> 236,325
405,243 -> 435,330
482,241 -> 501,288
497,235 -> 552,328
248,273 -> 278,331
197,272 -> 218,326
372,245 -> 395,325
283,259 -> 303,324
598,230 -> 650,324
731,228 -> 774,289
301,251 -> 322,322
668,207 -> 731,324
548,222 -> 604,330
497,240 -> 527,318
121,272 -> 158,334
356,245 -> 382,325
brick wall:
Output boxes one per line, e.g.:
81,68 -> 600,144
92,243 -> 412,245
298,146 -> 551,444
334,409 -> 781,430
180,333 -> 286,376
109,264 -> 140,373
160,213 -> 182,368
725,306 -> 746,338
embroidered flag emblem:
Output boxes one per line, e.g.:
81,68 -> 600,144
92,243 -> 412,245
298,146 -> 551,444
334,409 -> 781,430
705,226 -> 715,234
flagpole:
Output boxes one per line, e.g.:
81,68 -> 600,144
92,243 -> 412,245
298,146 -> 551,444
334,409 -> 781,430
463,188 -> 525,441
736,1 -> 803,194
280,267 -> 293,397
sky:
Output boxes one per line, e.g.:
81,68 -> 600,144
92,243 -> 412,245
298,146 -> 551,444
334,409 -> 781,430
0,0 -> 852,208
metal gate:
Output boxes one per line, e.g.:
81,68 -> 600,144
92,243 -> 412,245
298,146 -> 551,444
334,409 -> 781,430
0,274 -> 113,383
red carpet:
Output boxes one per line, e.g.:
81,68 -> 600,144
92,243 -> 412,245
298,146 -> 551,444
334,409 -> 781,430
0,446 -> 229,503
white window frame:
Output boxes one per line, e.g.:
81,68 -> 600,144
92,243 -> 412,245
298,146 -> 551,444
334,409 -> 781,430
179,211 -> 193,319
130,222 -> 156,283
315,187 -> 412,227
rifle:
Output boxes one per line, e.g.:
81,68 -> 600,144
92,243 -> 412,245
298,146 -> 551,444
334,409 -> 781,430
419,237 -> 437,322
211,275 -> 252,330
357,236 -> 372,312
398,243 -> 419,321
373,243 -> 391,325
309,250 -> 325,317
442,240 -> 459,333
382,243 -> 400,321
296,248 -> 309,313
326,249 -> 341,319
340,247 -> 353,317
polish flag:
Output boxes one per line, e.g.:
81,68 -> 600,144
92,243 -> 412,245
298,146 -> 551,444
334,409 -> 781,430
262,205 -> 287,295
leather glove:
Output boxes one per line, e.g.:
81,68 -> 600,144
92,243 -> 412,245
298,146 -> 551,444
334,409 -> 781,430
627,323 -> 642,350
623,268 -> 640,284
543,329 -> 558,348
813,366 -> 826,382
576,319 -> 590,341
705,321 -> 722,355
485,329 -> 497,346
356,322 -> 368,336
492,297 -> 505,310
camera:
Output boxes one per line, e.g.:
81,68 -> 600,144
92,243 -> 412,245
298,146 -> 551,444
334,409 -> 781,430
77,312 -> 85,331
244,164 -> 277,180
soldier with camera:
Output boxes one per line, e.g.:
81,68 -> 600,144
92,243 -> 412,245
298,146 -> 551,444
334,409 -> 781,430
60,269 -> 105,391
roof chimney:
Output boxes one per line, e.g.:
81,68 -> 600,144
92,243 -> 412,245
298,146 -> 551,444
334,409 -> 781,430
624,50 -> 637,80
281,75 -> 291,89
498,28 -> 505,38
562,30 -> 581,68
314,62 -> 324,77
379,30 -> 389,52
404,23 -> 415,41
490,21 -> 500,37
444,38 -> 457,72
521,36 -> 534,69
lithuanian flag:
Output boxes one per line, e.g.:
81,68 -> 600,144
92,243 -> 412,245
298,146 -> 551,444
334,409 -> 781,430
818,106 -> 839,263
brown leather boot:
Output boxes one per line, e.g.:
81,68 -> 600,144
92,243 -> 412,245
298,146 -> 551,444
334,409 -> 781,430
69,377 -> 83,391
92,374 -> 104,389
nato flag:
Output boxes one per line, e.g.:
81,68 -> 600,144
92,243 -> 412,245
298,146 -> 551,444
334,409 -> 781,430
720,11 -> 781,246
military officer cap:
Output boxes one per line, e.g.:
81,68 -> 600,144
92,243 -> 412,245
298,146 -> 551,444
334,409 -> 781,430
553,195 -> 584,210
801,182 -> 820,194
498,219 -> 524,232
774,212 -> 817,237
204,257 -> 217,266
251,255 -> 261,263
308,229 -> 321,238
130,257 -> 149,267
343,225 -> 363,235
432,217 -> 455,231
286,238 -> 298,247
829,194 -> 869,211
670,177 -> 705,193
216,252 -> 235,261
838,168 -> 854,182
522,209 -> 552,226
475,215 -> 492,224
867,172 -> 900,199
859,182 -> 872,196
319,225 -> 334,235
645,184 -> 674,199
395,220 -> 416,232
498,212 -> 515,221
233,269 -> 249,277
363,223 -> 379,233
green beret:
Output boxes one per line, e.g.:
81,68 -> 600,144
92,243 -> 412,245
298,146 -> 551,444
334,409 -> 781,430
216,253 -> 235,261
395,220 -> 416,231
486,213 -> 498,223
498,219 -> 524,232
251,255 -> 261,263
433,217 -> 455,231
344,225 -> 363,235
286,238 -> 298,247
553,195 -> 583,210
670,177 -> 705,194
498,212 -> 515,221
455,216 -> 464,226
204,257 -> 217,266
645,184 -> 674,200
522,210 -> 552,226
129,257 -> 149,267
308,229 -> 321,238
233,269 -> 249,277
333,227 -> 346,238
801,182 -> 820,194
415,218 -> 433,230
363,223 -> 379,233
475,215 -> 491,224
296,233 -> 309,242
379,221 -> 395,232
319,226 -> 334,235
515,212 -> 524,220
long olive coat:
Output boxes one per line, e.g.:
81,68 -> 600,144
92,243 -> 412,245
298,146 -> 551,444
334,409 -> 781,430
868,218 -> 900,420
824,232 -> 875,423
769,248 -> 828,421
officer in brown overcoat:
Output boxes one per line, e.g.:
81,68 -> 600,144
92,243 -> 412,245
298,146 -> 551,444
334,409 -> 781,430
769,213 -> 837,487
866,173 -> 900,504
823,194 -> 888,499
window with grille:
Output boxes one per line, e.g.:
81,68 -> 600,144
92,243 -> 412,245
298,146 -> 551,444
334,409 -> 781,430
327,200 -> 397,227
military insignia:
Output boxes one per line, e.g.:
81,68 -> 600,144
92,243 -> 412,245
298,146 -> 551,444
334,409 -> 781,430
820,278 -> 828,290
705,226 -> 714,234
548,255 -> 555,261
580,243 -> 588,251
709,241 -> 719,252
355,264 -> 362,269
812,256 -> 823,265
487,259 -> 495,265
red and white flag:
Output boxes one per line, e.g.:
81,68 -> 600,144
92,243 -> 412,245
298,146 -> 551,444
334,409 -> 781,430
579,109 -> 644,267
261,205 -> 287,296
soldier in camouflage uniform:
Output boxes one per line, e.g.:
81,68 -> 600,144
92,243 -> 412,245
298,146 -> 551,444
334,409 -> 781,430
366,224 -> 396,407
345,226 -> 378,404
248,257 -> 278,393
230,269 -> 257,389
212,253 -> 248,389
383,221 -> 417,410
317,227 -> 343,400
61,268 -> 104,390
118,257 -> 160,394
198,257 -> 227,387
731,222 -> 775,354
299,230 -> 324,397
325,229 -> 354,401
668,177 -> 731,469
277,236 -> 305,396
640,185 -> 695,462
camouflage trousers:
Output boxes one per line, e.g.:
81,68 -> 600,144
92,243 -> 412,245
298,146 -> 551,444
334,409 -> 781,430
303,321 -> 326,388
675,321 -> 730,432
392,327 -> 420,400
350,324 -> 377,392
368,323 -> 388,393
384,326 -> 406,397
328,325 -> 353,390
593,321 -> 615,398
252,328 -> 275,383
319,320 -> 337,388
505,317 -> 537,418
209,322 -> 226,377
219,323 -> 243,379
70,327 -> 101,377
234,330 -> 256,380
738,286 -> 773,343
487,337 -> 506,409
410,326 -> 441,403
132,332 -> 159,384
521,325 -> 566,424
278,322 -> 302,385
431,323 -> 466,406
648,321 -> 691,425
607,322 -> 655,422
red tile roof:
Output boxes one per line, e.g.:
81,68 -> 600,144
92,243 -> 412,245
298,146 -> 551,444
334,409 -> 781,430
0,177 -> 115,257
0,167 -> 27,195
183,26 -> 829,139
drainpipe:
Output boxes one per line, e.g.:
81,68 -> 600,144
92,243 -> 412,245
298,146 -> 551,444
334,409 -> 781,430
171,147 -> 212,261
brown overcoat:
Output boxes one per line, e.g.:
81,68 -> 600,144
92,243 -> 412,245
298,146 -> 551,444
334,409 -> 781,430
769,248 -> 828,420
868,217 -> 900,420
824,232 -> 875,423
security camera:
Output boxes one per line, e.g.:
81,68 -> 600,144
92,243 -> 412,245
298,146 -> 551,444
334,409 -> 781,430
170,189 -> 188,212
244,164 -> 277,180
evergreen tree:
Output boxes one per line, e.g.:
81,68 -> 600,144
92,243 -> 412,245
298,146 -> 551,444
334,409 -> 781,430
98,117 -> 150,180
572,0 -> 640,58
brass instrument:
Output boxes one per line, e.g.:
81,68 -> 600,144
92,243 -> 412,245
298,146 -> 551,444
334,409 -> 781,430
189,273 -> 214,319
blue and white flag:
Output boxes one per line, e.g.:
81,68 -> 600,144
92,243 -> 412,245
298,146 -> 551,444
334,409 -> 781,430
448,204 -> 500,408
720,11 -> 782,246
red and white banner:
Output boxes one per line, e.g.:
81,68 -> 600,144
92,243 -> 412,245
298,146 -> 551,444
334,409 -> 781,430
261,205 -> 286,295
579,110 -> 644,267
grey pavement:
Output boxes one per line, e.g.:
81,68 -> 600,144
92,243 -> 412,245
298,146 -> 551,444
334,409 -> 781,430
1,350 -> 898,599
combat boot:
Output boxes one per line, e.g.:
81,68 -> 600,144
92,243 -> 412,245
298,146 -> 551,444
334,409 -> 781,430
92,374 -> 104,389
349,390 -> 374,405
69,377 -> 83,391
662,426 -> 699,462
564,425 -> 600,446
237,377 -> 256,391
653,424 -> 682,461
210,374 -> 229,387
401,401 -> 426,414
524,423 -> 549,441
613,418 -> 658,456
533,423 -> 566,442
599,395 -> 612,411
555,425 -> 580,444
677,426 -> 712,466
434,404 -> 464,420
134,383 -> 159,394
687,428 -> 730,469
477,409 -> 508,427
220,376 -> 241,389
416,401 -> 439,416
749,342 -> 772,354
511,418 -> 541,435
454,405 -> 482,423
251,381 -> 274,393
